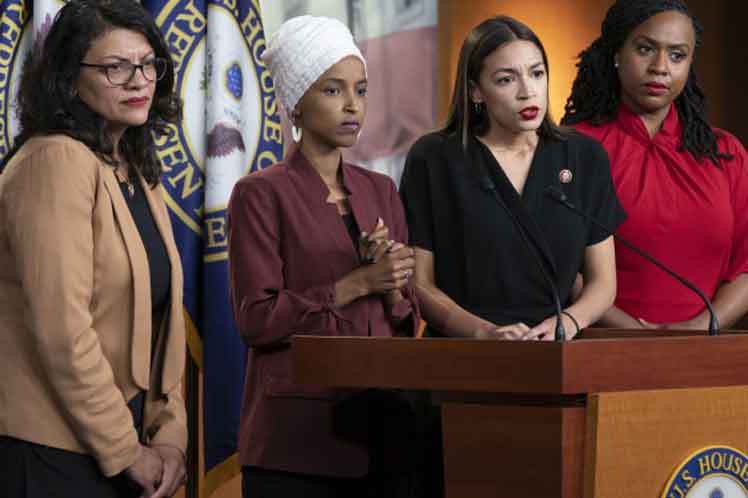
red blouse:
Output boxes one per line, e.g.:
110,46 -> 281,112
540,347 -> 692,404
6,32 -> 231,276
573,104 -> 748,323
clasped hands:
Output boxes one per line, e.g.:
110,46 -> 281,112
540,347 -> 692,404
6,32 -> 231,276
125,444 -> 186,498
356,217 -> 414,294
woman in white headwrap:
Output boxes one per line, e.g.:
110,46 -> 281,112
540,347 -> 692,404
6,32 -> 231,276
227,15 -> 420,497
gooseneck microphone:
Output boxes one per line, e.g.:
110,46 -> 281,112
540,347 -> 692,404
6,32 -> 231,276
480,177 -> 567,341
544,186 -> 720,336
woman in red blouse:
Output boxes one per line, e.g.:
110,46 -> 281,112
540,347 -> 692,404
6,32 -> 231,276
563,0 -> 748,330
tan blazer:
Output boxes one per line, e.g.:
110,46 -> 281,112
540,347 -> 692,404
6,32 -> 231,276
0,135 -> 187,477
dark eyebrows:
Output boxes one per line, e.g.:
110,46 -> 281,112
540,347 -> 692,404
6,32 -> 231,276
100,53 -> 156,62
319,77 -> 368,85
491,61 -> 545,76
634,35 -> 691,52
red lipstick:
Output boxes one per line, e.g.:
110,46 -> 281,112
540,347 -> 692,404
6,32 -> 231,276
123,96 -> 149,107
519,106 -> 540,121
645,82 -> 668,96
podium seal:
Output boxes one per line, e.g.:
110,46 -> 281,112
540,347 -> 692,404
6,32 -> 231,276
662,446 -> 748,498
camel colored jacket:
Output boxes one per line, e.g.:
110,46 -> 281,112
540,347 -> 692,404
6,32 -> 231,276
0,135 -> 187,477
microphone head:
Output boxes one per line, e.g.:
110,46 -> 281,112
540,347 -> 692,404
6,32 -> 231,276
544,185 -> 567,202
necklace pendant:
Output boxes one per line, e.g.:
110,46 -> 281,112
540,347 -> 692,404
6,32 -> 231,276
127,182 -> 135,198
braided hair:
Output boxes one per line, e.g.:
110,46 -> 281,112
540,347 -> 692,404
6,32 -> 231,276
562,0 -> 732,165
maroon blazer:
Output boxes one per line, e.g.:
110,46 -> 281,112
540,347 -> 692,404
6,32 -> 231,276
227,146 -> 419,477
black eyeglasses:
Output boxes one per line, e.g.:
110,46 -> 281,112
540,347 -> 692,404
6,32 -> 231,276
80,58 -> 168,86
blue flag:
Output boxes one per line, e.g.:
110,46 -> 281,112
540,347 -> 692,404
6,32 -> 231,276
0,0 -> 32,165
145,0 -> 282,494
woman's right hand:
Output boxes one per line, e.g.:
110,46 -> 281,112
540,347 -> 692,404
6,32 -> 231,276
125,444 -> 164,498
335,242 -> 415,307
358,242 -> 415,294
476,323 -> 531,340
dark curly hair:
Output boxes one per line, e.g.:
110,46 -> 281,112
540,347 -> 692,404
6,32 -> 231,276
562,0 -> 732,165
5,0 -> 181,186
442,15 -> 567,148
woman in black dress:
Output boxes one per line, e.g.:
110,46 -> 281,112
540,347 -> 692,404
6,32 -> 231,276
401,16 -> 626,340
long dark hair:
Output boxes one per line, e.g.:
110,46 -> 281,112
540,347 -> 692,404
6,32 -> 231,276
562,0 -> 732,165
442,15 -> 566,148
7,0 -> 181,185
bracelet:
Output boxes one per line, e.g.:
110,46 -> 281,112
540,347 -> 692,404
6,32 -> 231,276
561,310 -> 581,335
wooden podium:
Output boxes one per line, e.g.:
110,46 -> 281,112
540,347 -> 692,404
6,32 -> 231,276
292,331 -> 748,498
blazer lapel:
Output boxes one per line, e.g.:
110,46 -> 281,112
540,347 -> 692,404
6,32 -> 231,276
343,163 -> 378,247
102,168 -> 151,390
287,148 -> 360,271
140,177 -> 185,394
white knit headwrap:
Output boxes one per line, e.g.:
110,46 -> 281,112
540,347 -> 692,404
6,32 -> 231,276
262,15 -> 366,117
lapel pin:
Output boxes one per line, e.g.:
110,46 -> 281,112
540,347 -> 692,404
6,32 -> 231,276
559,169 -> 573,184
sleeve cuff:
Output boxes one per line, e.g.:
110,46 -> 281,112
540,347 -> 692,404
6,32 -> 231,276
97,431 -> 141,477
148,420 -> 188,455
724,268 -> 748,283
388,286 -> 419,337
389,295 -> 413,322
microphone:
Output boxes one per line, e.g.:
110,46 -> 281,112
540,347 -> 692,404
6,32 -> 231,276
480,177 -> 567,341
544,186 -> 720,336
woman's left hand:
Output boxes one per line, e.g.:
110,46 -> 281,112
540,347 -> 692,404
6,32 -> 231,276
148,445 -> 186,498
360,220 -> 413,305
525,314 -> 578,341
359,217 -> 389,263
638,316 -> 706,331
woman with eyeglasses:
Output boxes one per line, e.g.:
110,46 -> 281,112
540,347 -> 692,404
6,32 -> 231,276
0,1 -> 187,497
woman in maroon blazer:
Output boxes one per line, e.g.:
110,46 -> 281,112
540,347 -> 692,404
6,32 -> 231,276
227,15 -> 419,498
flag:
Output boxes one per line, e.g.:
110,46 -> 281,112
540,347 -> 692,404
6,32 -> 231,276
146,0 -> 282,495
31,0 -> 61,48
260,0 -> 438,185
1,0 -> 67,168
142,0 -> 207,372
201,0 -> 281,493
0,0 -> 32,165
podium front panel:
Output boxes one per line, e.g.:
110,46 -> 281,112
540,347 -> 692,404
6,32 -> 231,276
441,403 -> 585,498
584,385 -> 748,498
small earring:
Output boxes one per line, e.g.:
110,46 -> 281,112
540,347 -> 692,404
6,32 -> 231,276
614,61 -> 620,68
291,125 -> 302,143
473,102 -> 482,114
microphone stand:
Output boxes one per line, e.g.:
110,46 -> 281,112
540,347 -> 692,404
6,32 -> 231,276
480,178 -> 566,341
545,186 -> 720,336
